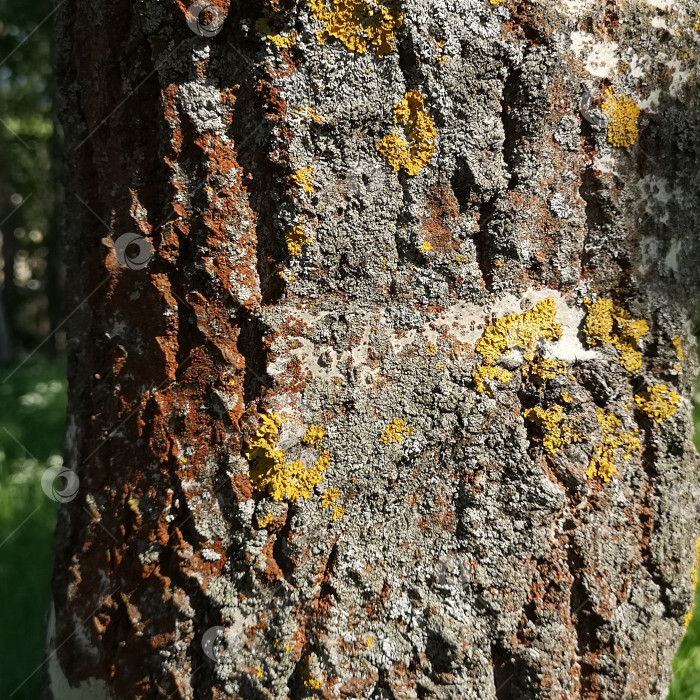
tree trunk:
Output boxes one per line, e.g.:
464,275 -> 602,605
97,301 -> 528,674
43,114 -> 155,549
47,1 -> 700,698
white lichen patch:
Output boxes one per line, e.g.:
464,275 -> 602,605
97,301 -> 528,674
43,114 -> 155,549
570,32 -> 619,78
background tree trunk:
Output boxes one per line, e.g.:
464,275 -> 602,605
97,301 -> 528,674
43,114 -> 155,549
47,1 -> 700,698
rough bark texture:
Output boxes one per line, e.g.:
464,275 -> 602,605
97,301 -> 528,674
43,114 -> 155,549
48,1 -> 700,698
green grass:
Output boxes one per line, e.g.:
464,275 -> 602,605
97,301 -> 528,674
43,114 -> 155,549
0,356 -> 698,698
0,358 -> 65,700
668,371 -> 700,700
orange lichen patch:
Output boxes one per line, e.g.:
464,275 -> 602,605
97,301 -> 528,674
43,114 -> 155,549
601,88 -> 640,147
380,418 -> 414,444
583,298 -> 649,372
232,473 -> 253,503
524,404 -> 585,456
245,413 -> 330,502
261,537 -> 285,581
377,90 -> 437,176
633,384 -> 680,424
419,183 -> 459,252
586,409 -> 641,482
175,0 -> 228,25
684,535 -> 700,626
306,0 -> 402,57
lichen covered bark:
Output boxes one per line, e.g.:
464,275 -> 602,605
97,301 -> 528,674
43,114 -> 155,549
48,1 -> 700,698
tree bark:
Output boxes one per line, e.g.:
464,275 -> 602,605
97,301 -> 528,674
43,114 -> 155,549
47,1 -> 700,698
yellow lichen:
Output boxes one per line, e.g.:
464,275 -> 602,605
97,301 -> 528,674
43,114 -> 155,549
601,88 -> 640,148
561,391 -> 573,403
472,298 -> 562,395
301,656 -> 323,689
633,384 -> 681,424
420,240 -> 433,253
291,165 -> 315,193
254,667 -> 263,678
377,90 -> 437,176
522,358 -> 571,385
472,363 -> 513,396
684,535 -> 700,627
426,342 -> 437,356
286,224 -> 313,257
476,298 -> 563,363
269,33 -> 296,47
306,0 -> 402,57
455,253 -> 469,264
586,408 -> 641,482
583,298 -> 649,372
255,18 -> 297,46
524,404 -> 584,456
673,335 -> 685,362
303,424 -> 326,449
380,418 -> 414,444
321,487 -> 344,519
257,513 -> 274,529
245,413 -> 330,502
366,636 -> 373,647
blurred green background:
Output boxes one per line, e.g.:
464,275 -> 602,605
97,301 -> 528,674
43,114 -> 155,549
0,1 -> 698,698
